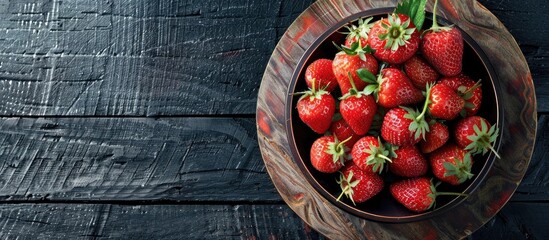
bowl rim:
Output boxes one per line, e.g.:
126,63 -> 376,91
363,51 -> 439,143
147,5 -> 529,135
284,7 -> 504,223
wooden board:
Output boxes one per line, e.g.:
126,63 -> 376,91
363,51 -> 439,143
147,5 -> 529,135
0,202 -> 545,239
0,0 -> 544,239
257,0 -> 537,239
0,115 -> 546,202
0,117 -> 282,201
0,0 -> 315,116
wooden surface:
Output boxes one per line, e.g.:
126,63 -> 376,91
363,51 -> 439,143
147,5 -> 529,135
257,0 -> 536,238
0,0 -> 545,239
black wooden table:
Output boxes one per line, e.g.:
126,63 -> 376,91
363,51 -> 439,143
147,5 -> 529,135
0,0 -> 546,239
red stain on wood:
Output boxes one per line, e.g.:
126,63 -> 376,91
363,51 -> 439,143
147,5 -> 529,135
257,109 -> 272,137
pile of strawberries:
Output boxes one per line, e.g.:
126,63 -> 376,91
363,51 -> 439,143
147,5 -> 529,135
295,0 -> 500,213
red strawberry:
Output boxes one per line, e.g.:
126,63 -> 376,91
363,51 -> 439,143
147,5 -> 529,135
332,45 -> 379,94
420,1 -> 464,76
380,88 -> 431,146
439,75 -> 482,117
310,135 -> 350,173
454,116 -> 500,158
305,59 -> 338,92
404,55 -> 440,90
429,144 -> 474,185
368,13 -> 420,64
419,121 -> 449,154
343,17 -> 374,48
339,75 -> 378,135
377,68 -> 424,108
337,162 -> 384,204
428,83 -> 464,120
330,115 -> 361,149
389,145 -> 428,178
390,177 -> 464,213
296,82 -> 336,134
351,136 -> 393,174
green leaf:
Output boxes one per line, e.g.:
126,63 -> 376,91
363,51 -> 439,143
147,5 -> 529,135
356,69 -> 377,83
363,84 -> 378,95
394,0 -> 427,30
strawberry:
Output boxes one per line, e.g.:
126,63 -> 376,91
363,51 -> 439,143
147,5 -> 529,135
337,162 -> 384,205
339,74 -> 378,135
332,43 -> 379,94
389,145 -> 428,178
351,136 -> 394,174
305,59 -> 338,92
419,121 -> 449,154
390,177 -> 465,213
454,116 -> 500,158
428,83 -> 465,120
420,0 -> 464,76
330,115 -> 362,149
380,87 -> 431,146
296,81 -> 336,134
377,68 -> 424,108
429,144 -> 474,185
404,55 -> 440,90
310,135 -> 350,173
368,13 -> 420,64
343,17 -> 374,48
439,75 -> 482,117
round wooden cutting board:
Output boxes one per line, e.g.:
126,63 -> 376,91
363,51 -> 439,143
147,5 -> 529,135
256,0 -> 536,239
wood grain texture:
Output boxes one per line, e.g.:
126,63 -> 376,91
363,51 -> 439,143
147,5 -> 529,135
0,0 -> 545,116
471,202 -> 549,240
0,0 -> 314,116
0,115 -> 544,202
512,115 -> 549,201
0,204 -> 323,239
0,117 -> 279,201
479,0 -> 549,113
0,202 -> 545,239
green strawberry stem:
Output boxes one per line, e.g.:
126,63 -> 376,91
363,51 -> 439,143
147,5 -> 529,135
435,192 -> 469,197
404,83 -> 432,140
332,40 -> 374,61
428,179 -> 468,210
341,72 -> 361,99
466,120 -> 501,159
336,170 -> 359,205
336,184 -> 350,202
431,0 -> 440,29
379,14 -> 416,51
443,154 -> 474,184
416,83 -> 433,121
458,80 -> 482,100
344,17 -> 374,43
294,78 -> 328,101
376,154 -> 393,162
365,138 -> 393,173
428,0 -> 451,32
488,144 -> 502,159
328,136 -> 353,165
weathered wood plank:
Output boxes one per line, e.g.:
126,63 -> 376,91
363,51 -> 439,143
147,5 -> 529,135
0,117 -> 279,201
472,202 -> 549,240
0,0 -> 545,116
0,204 -> 323,240
0,115 -> 546,202
478,0 -> 549,113
0,0 -> 314,116
512,114 -> 549,201
0,202 -> 545,239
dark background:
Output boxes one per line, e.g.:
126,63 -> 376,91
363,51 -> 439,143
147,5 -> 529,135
0,0 -> 546,239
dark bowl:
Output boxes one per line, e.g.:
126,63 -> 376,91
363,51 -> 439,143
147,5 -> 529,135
285,8 -> 503,223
